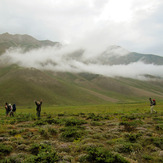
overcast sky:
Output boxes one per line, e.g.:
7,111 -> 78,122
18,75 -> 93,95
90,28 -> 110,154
0,0 -> 163,56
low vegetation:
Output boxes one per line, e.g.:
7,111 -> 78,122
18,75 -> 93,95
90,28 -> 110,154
0,103 -> 162,162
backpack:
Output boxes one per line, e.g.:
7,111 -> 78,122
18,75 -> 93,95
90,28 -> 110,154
153,100 -> 156,105
12,104 -> 16,112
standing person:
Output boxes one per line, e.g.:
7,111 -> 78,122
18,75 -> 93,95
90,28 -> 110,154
9,104 -> 14,117
34,100 -> 42,118
5,102 -> 9,117
149,98 -> 157,113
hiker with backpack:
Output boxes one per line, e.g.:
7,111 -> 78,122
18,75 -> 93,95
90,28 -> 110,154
149,98 -> 157,114
34,100 -> 42,118
5,102 -> 9,117
8,104 -> 14,117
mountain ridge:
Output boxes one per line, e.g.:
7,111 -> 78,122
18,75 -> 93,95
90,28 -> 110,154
0,33 -> 163,66
0,33 -> 162,106
0,33 -> 60,54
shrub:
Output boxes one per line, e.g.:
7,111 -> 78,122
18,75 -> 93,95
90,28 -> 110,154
29,143 -> 51,155
0,153 -> 28,163
119,120 -> 143,132
38,128 -> 49,138
116,142 -> 142,153
90,121 -> 103,126
85,146 -> 129,163
48,128 -> 57,135
44,118 -> 61,124
120,114 -> 143,121
60,127 -> 83,142
125,133 -> 141,142
58,113 -> 65,116
142,137 -> 163,150
24,151 -> 59,163
0,144 -> 13,157
27,143 -> 59,162
87,113 -> 103,121
34,119 -> 47,126
155,124 -> 163,131
142,154 -> 154,161
9,129 -> 19,136
65,118 -> 86,127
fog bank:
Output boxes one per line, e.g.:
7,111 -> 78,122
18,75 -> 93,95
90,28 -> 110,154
1,45 -> 163,80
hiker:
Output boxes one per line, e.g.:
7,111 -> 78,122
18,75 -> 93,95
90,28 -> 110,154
8,104 -> 14,117
149,98 -> 157,114
34,100 -> 42,118
5,102 -> 9,117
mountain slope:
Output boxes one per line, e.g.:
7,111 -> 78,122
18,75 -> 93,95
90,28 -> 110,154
0,33 -> 60,55
0,65 -> 162,106
0,33 -> 163,66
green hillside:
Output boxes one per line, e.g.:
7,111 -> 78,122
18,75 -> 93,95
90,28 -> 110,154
0,65 -> 162,106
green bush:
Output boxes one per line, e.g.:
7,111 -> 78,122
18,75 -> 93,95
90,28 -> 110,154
65,118 -> 86,126
90,121 -> 103,126
116,142 -> 142,153
27,143 -> 59,162
120,114 -> 143,121
60,127 -> 83,142
85,146 -> 129,163
24,151 -> 59,163
87,113 -> 103,121
155,124 -> 163,130
0,153 -> 28,163
44,118 -> 61,124
48,128 -> 57,135
119,120 -> 143,131
142,137 -> 163,150
142,154 -> 154,161
125,133 -> 141,142
8,129 -> 19,136
38,128 -> 49,138
0,144 -> 13,157
29,143 -> 51,155
34,119 -> 47,126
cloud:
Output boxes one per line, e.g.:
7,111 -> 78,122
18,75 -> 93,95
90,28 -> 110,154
0,0 -> 163,56
1,45 -> 163,80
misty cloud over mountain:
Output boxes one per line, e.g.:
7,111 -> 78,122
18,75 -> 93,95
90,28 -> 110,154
1,43 -> 163,80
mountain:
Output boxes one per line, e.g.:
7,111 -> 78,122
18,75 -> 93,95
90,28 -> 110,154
0,65 -> 163,106
0,33 -> 60,55
0,33 -> 163,66
0,33 -> 163,106
86,46 -> 163,65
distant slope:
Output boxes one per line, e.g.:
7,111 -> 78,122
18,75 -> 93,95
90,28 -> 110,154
0,33 -> 60,54
94,46 -> 163,65
0,65 -> 162,106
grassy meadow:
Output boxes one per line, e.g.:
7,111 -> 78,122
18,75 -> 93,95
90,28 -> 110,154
0,102 -> 163,163
14,101 -> 163,115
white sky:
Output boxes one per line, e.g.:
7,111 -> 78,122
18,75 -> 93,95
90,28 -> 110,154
0,0 -> 163,56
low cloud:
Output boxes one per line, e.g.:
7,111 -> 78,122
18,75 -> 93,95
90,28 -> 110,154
0,44 -> 163,80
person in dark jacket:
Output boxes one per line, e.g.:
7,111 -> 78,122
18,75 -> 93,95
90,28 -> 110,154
149,98 -> 157,113
34,100 -> 42,118
5,102 -> 9,117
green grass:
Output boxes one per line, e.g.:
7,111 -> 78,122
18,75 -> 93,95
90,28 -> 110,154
6,102 -> 162,116
0,103 -> 162,162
